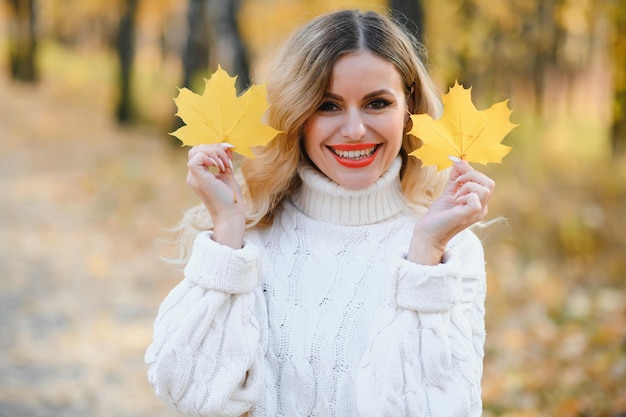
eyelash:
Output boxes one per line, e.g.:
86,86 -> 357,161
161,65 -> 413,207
317,101 -> 339,112
368,99 -> 392,109
316,98 -> 392,112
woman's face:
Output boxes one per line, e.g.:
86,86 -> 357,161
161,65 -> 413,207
302,50 -> 408,190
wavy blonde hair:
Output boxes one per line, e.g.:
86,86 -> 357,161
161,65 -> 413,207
172,9 -> 449,258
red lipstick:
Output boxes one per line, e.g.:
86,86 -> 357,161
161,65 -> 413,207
328,143 -> 380,168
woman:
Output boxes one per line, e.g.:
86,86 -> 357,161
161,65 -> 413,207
146,9 -> 493,417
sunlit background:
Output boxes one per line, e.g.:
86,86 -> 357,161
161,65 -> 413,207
0,0 -> 624,416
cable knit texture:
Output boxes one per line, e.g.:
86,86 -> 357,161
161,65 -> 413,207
145,158 -> 486,417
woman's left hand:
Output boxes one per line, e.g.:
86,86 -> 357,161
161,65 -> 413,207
407,157 -> 495,265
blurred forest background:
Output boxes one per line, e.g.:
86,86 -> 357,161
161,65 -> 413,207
0,0 -> 625,416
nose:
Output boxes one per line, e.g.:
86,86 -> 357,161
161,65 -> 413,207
339,108 -> 366,141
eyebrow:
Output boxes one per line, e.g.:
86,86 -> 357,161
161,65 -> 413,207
323,89 -> 395,101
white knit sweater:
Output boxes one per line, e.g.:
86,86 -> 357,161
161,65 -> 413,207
145,158 -> 486,417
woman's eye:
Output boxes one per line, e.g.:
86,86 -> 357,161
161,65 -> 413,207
368,99 -> 392,109
317,101 -> 339,112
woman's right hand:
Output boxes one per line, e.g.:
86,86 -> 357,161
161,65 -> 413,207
186,144 -> 245,249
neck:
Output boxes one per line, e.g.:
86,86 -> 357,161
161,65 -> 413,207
290,158 -> 405,226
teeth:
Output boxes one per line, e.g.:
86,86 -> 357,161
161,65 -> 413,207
332,146 -> 376,160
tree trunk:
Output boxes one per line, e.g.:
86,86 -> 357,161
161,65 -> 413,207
211,0 -> 251,93
182,0 -> 210,89
170,0 -> 211,136
226,0 -> 250,92
6,0 -> 38,82
115,0 -> 138,124
611,5 -> 626,154
389,0 -> 425,43
532,0 -> 558,117
456,0 -> 478,87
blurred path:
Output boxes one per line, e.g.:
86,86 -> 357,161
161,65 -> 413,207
0,74 -> 193,417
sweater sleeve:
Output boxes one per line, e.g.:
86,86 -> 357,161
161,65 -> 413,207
356,229 -> 486,417
145,231 -> 264,417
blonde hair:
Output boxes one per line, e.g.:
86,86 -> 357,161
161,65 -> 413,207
172,9 -> 449,257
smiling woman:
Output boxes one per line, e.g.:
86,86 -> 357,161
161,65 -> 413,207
145,8 -> 495,417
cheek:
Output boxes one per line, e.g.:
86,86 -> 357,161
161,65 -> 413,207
301,123 -> 314,157
302,117 -> 328,153
382,114 -> 406,151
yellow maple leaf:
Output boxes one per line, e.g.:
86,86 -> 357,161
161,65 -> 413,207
170,65 -> 280,158
409,81 -> 517,170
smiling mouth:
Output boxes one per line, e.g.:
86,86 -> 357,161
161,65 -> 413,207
327,143 -> 381,168
330,145 -> 378,160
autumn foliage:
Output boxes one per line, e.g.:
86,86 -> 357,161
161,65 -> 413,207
410,81 -> 516,170
170,66 -> 279,158
0,1 -> 625,417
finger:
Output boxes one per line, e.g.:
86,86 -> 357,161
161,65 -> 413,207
221,144 -> 235,171
204,149 -> 227,172
454,193 -> 488,225
204,146 -> 234,172
217,150 -> 233,172
455,192 -> 489,223
454,182 -> 491,205
455,191 -> 481,209
189,147 -> 233,173
455,170 -> 495,191
188,144 -> 230,158
187,152 -> 206,169
188,144 -> 219,160
191,143 -> 234,154
187,154 -> 226,184
448,156 -> 474,181
186,156 -> 211,190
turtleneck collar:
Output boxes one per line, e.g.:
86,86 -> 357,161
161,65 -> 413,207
289,158 -> 406,226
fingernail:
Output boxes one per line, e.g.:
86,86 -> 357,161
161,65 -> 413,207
228,159 -> 234,171
448,155 -> 462,163
222,142 -> 235,148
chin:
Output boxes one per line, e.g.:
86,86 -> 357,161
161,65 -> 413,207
333,171 -> 380,190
